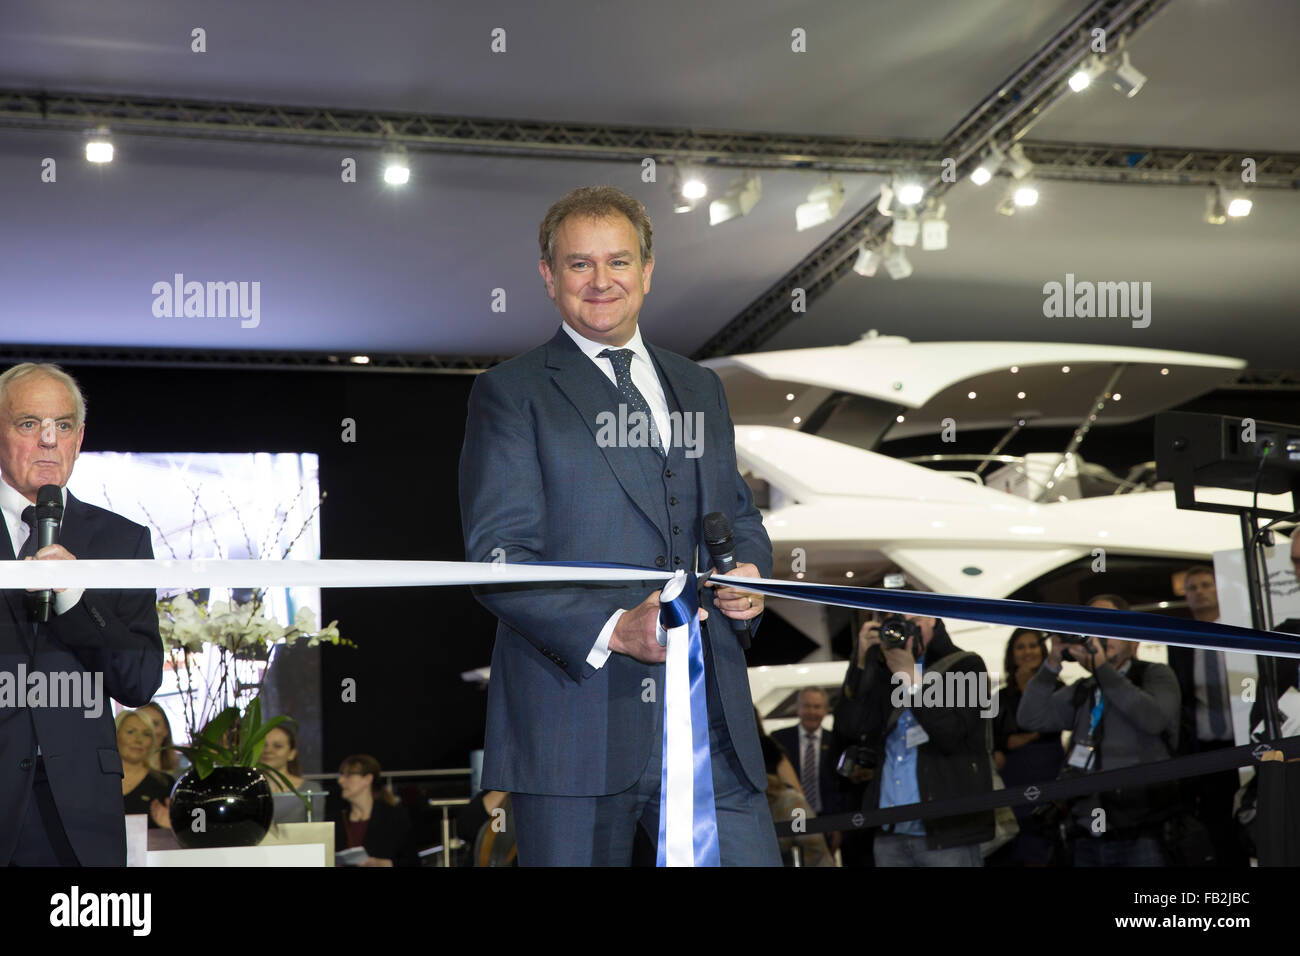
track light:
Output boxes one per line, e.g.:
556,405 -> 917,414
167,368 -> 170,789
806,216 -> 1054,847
877,180 -> 894,217
891,211 -> 919,247
1069,55 -> 1105,92
1005,143 -> 1034,180
672,168 -> 707,213
997,181 -> 1039,216
1110,51 -> 1147,98
382,151 -> 410,185
1227,196 -> 1252,218
896,180 -> 924,207
796,179 -> 845,231
920,200 -> 948,251
970,143 -> 1007,186
709,174 -> 761,225
85,127 -> 114,164
852,242 -> 882,277
1013,183 -> 1039,207
881,243 -> 913,280
1204,187 -> 1227,225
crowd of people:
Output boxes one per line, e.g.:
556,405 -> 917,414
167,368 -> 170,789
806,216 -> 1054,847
735,555 -> 1300,867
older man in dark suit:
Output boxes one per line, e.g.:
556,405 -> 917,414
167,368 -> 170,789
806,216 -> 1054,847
459,185 -> 779,866
0,363 -> 163,866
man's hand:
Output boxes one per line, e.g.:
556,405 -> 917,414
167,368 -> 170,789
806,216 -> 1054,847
882,637 -> 917,684
609,590 -> 708,665
1045,635 -> 1066,669
703,562 -> 763,621
25,544 -> 76,593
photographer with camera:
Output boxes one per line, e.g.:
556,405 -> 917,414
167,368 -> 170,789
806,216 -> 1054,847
1016,594 -> 1181,866
835,613 -> 994,866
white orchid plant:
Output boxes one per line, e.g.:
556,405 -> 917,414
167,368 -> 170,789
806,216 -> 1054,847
156,591 -> 346,782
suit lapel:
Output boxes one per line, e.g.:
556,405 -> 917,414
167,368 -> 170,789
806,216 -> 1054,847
546,329 -> 664,537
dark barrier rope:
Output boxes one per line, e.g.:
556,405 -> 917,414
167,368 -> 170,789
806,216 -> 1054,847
775,736 -> 1300,837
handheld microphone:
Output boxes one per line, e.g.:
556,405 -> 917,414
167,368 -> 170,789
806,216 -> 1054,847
703,511 -> 753,650
26,484 -> 64,623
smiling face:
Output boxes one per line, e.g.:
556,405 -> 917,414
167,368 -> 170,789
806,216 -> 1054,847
117,714 -> 155,766
1013,631 -> 1045,671
261,726 -> 296,772
538,213 -> 653,347
0,373 -> 84,503
797,688 -> 828,732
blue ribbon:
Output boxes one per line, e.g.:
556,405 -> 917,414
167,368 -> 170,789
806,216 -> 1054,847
721,579 -> 1300,658
655,572 -> 721,867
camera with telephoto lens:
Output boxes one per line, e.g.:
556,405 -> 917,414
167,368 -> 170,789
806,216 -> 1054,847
879,614 -> 923,658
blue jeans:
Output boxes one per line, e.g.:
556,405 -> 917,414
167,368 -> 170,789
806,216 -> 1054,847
1073,835 -> 1164,867
873,833 -> 983,867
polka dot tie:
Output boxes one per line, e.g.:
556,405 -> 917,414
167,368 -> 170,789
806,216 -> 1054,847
598,348 -> 664,456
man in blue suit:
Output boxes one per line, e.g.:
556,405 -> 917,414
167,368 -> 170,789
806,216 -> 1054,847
0,363 -> 163,866
459,185 -> 780,866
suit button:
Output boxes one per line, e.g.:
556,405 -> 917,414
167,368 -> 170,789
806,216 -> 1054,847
674,557 -> 682,565
673,526 -> 680,535
19,758 -> 33,771
665,469 -> 674,478
670,496 -> 678,506
655,555 -> 666,567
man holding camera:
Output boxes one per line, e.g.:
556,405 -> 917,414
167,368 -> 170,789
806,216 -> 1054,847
835,614 -> 994,866
1017,595 -> 1180,866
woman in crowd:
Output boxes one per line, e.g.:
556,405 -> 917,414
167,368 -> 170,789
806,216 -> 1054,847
116,709 -> 174,830
137,701 -> 183,776
335,754 -> 417,867
991,628 -> 1065,865
261,722 -> 307,792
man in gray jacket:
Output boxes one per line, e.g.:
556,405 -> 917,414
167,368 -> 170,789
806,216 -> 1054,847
1017,595 -> 1181,867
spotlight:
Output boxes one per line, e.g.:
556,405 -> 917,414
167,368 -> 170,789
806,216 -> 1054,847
896,179 -> 924,207
891,213 -> 919,248
709,174 -> 761,225
877,180 -> 895,217
920,201 -> 948,251
881,243 -> 912,280
1005,143 -> 1034,180
1013,183 -> 1039,207
852,242 -> 882,277
382,151 -> 410,185
969,144 -> 1005,186
1109,51 -> 1147,98
1069,56 -> 1105,92
1204,187 -> 1227,225
997,180 -> 1038,215
1227,196 -> 1253,218
796,179 -> 845,231
672,168 -> 707,212
85,127 -> 114,163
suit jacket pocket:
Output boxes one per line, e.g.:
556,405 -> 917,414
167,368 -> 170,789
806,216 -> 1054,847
99,748 -> 124,777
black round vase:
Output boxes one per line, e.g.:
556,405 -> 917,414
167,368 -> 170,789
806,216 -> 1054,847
168,767 -> 274,849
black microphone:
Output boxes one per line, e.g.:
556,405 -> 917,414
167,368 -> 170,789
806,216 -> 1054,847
26,484 -> 64,623
703,511 -> 753,650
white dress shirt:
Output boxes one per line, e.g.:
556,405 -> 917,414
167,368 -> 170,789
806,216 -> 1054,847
0,479 -> 84,614
559,322 -> 672,670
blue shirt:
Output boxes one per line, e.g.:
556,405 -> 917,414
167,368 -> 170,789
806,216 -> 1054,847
880,661 -> 925,836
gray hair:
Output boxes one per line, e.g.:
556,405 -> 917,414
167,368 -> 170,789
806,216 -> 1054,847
0,363 -> 87,428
